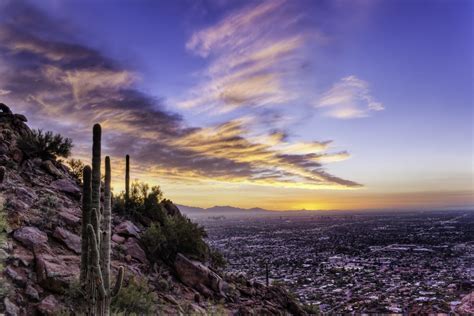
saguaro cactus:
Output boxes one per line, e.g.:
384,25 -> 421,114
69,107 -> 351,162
80,124 -> 124,316
125,154 -> 130,203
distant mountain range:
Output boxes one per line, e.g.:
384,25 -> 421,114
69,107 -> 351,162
177,204 -> 280,218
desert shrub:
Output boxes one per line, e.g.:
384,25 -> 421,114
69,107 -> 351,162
209,248 -> 227,270
66,159 -> 84,182
142,214 -> 209,263
111,277 -> 156,315
17,129 -> 72,160
113,181 -> 166,225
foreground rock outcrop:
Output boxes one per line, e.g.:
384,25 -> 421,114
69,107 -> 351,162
0,104 -> 305,315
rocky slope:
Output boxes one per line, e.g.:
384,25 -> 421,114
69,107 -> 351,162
0,104 -> 306,316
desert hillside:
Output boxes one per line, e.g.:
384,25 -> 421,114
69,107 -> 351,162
0,103 -> 305,316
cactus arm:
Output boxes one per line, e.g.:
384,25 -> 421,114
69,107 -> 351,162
91,208 -> 100,247
111,266 -> 124,297
101,156 -> 112,291
87,224 -> 106,299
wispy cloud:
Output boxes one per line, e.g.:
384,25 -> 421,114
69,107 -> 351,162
179,0 -> 313,113
0,1 -> 360,190
316,75 -> 384,119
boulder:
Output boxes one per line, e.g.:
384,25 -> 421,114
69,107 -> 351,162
162,200 -> 181,216
36,295 -> 61,315
11,244 -> 35,267
58,211 -> 80,226
13,227 -> 48,250
25,284 -> 40,301
123,238 -> 148,264
456,291 -> 474,314
53,227 -> 81,254
112,234 -> 125,244
50,179 -> 80,198
42,160 -> 62,178
174,253 -> 227,297
35,253 -> 79,293
5,266 -> 27,287
114,221 -> 141,238
4,297 -> 20,316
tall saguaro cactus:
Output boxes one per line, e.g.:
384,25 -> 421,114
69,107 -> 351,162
125,154 -> 130,203
80,124 -> 124,316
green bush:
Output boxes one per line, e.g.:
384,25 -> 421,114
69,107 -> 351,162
111,277 -> 156,315
113,181 -> 166,225
66,159 -> 85,182
17,129 -> 73,160
210,248 -> 227,270
142,215 -> 209,263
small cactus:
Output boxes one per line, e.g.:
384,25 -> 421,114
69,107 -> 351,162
80,124 -> 123,315
125,154 -> 130,203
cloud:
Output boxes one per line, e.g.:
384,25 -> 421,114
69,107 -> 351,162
316,75 -> 384,119
179,0 -> 311,113
0,1 -> 361,190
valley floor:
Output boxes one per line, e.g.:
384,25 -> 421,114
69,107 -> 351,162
193,210 -> 474,314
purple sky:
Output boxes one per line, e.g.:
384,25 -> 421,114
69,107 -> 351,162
0,0 -> 472,210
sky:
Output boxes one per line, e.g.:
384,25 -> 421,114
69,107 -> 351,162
0,0 -> 472,210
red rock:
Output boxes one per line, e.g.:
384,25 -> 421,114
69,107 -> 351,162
114,221 -> 141,238
13,227 -> 48,250
58,211 -> 80,226
174,253 -> 227,296
35,253 -> 79,293
53,227 -> 81,254
112,234 -> 125,244
456,291 -> 474,314
50,179 -> 80,198
123,238 -> 148,264
37,295 -> 61,315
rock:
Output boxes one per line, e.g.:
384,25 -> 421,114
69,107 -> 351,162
162,294 -> 180,306
50,179 -> 80,198
10,148 -> 23,163
5,266 -> 27,287
58,211 -> 80,226
114,221 -> 141,238
13,227 -> 48,250
37,295 -> 61,315
53,227 -> 81,254
162,200 -> 181,216
186,303 -> 207,315
123,238 -> 148,264
35,253 -> 79,293
112,234 -> 125,244
42,160 -> 62,178
25,284 -> 40,301
174,253 -> 227,297
13,186 -> 37,206
11,244 -> 35,266
456,291 -> 474,314
0,248 -> 8,261
4,297 -> 20,316
0,165 -> 5,183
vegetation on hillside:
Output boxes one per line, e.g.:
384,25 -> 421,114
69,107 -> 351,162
17,129 -> 73,160
113,181 -> 215,264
